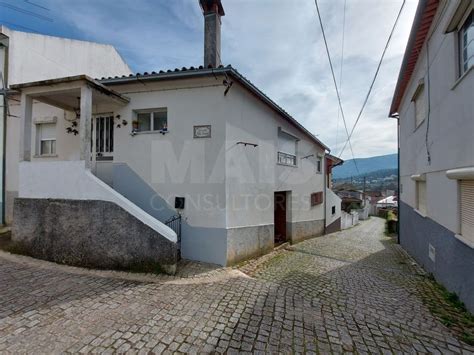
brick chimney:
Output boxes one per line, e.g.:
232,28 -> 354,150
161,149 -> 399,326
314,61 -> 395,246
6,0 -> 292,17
199,0 -> 225,68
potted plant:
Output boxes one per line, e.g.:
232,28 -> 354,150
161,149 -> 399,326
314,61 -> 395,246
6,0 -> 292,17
132,119 -> 139,131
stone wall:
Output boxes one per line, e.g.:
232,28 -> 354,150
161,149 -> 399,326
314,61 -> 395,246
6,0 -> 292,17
12,198 -> 178,274
226,224 -> 274,265
288,219 -> 325,244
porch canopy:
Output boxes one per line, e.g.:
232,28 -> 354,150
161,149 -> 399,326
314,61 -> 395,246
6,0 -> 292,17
10,75 -> 129,168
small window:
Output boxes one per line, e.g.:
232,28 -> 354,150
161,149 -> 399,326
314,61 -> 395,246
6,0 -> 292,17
460,180 -> 474,243
332,205 -> 336,215
37,123 -> 56,156
311,191 -> 323,206
278,130 -> 297,166
413,84 -> 426,128
135,109 -> 167,132
316,157 -> 322,173
416,180 -> 427,215
459,11 -> 473,76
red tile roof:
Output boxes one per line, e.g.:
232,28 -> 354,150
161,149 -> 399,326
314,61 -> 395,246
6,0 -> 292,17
389,0 -> 440,117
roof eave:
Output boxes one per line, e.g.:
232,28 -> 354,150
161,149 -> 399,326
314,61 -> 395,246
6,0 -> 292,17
389,0 -> 439,117
100,67 -> 330,151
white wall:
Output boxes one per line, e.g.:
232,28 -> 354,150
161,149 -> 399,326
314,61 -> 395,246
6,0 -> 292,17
224,82 -> 326,229
398,1 -> 474,234
19,160 -> 176,242
2,26 -> 131,85
326,188 -> 342,227
109,77 -> 228,229
2,26 -> 132,223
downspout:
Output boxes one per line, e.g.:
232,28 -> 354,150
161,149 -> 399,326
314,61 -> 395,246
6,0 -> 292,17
0,40 -> 8,226
397,116 -> 400,244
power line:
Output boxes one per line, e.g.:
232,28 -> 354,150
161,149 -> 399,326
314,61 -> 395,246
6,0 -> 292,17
335,0 -> 347,154
24,0 -> 50,11
313,0 -> 359,174
338,0 -> 406,157
0,1 -> 53,22
0,20 -> 40,33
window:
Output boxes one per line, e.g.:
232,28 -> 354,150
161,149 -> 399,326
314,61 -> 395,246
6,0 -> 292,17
416,180 -> 427,215
332,205 -> 336,215
460,180 -> 474,243
459,11 -> 473,76
413,83 -> 426,128
278,130 -> 297,166
135,109 -> 167,132
311,192 -> 323,206
36,123 -> 56,156
316,156 -> 322,173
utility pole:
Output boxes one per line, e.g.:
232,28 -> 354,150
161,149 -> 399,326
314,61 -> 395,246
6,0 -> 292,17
363,176 -> 366,206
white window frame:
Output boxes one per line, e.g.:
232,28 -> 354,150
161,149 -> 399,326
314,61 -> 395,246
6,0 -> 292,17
458,9 -> 474,77
412,81 -> 426,129
35,121 -> 57,157
277,128 -> 298,167
316,156 -> 323,174
446,168 -> 474,248
459,180 -> 474,246
412,174 -> 427,217
134,108 -> 168,133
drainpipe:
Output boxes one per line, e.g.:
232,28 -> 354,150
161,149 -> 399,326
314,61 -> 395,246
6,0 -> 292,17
0,39 -> 8,226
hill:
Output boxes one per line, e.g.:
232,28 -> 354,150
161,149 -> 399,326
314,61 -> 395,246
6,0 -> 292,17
333,154 -> 397,179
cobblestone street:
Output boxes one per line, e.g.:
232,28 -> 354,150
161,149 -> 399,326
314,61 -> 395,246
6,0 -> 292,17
0,218 -> 472,354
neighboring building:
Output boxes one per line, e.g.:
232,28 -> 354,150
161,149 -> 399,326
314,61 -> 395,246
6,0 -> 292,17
375,195 -> 398,210
9,0 -> 342,269
389,0 -> 474,311
0,25 -> 132,224
325,154 -> 343,233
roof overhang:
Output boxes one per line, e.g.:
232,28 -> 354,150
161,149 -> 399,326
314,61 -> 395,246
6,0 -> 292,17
100,67 -> 330,151
10,75 -> 130,109
326,154 -> 344,167
389,0 -> 440,118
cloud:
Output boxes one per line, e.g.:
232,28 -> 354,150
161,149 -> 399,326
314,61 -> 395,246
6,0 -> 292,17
39,0 -> 417,159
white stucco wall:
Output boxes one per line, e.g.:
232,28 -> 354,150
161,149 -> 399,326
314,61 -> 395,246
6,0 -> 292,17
223,82 -> 326,229
1,26 -> 131,85
19,160 -> 176,242
108,77 -> 228,229
326,188 -> 342,227
398,1 -> 474,234
2,26 -> 132,223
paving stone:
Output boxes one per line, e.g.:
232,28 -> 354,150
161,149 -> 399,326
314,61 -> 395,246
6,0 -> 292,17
0,218 -> 472,353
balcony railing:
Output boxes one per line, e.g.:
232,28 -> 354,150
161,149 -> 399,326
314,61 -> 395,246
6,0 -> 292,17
278,151 -> 296,166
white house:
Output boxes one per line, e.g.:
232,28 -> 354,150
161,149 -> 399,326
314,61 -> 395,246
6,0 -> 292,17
389,0 -> 474,311
8,0 -> 342,270
0,25 -> 132,225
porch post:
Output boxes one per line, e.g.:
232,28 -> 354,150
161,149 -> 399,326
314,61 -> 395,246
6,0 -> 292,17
79,85 -> 92,169
19,93 -> 33,162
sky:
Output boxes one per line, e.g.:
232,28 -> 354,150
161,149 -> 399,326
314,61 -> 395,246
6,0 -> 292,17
0,0 -> 418,159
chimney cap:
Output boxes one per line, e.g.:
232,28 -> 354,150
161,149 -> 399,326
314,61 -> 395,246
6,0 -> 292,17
199,0 -> 225,16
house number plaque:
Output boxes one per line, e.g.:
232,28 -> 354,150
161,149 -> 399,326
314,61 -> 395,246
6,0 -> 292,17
193,125 -> 211,138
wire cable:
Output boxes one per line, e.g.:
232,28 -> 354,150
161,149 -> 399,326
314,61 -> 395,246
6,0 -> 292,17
338,0 -> 406,158
335,0 -> 347,155
0,1 -> 53,22
313,0 -> 359,174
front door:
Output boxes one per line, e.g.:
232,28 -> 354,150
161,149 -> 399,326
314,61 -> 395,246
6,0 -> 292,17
274,191 -> 287,245
92,114 -> 114,161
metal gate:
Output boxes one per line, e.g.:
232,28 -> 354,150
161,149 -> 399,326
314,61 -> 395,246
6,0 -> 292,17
165,214 -> 182,259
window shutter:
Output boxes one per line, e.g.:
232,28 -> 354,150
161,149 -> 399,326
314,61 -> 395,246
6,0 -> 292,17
417,181 -> 427,215
311,192 -> 323,206
460,180 -> 474,242
278,131 -> 297,156
40,123 -> 56,140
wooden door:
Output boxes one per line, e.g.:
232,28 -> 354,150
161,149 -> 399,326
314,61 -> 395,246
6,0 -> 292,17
274,192 -> 287,244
